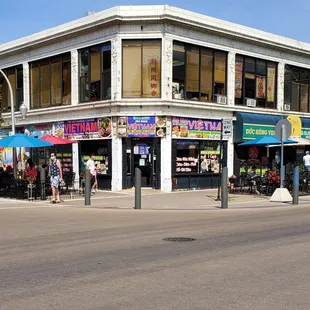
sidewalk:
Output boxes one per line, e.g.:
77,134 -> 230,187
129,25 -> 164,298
59,188 -> 310,210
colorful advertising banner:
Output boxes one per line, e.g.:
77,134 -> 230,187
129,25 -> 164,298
54,117 -> 112,140
256,76 -> 266,99
117,116 -> 167,138
25,124 -> 52,138
235,61 -> 243,99
172,117 -> 221,140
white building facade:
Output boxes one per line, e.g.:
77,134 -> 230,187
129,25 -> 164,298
1,5 -> 310,191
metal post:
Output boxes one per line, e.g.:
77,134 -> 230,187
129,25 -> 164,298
216,119 -> 223,201
0,69 -> 16,178
135,167 -> 141,209
40,167 -> 46,200
292,166 -> 299,205
221,167 -> 228,209
280,125 -> 285,188
85,169 -> 91,206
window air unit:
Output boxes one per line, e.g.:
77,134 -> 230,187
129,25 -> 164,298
245,98 -> 257,107
215,95 -> 227,105
284,104 -> 291,111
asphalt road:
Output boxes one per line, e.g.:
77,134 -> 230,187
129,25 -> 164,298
1,205 -> 310,309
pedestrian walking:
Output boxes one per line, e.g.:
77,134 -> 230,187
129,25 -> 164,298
303,151 -> 310,172
50,152 -> 63,203
86,153 -> 96,194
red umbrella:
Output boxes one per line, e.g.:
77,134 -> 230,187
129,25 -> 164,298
40,135 -> 77,145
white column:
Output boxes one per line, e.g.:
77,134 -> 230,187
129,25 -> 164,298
111,37 -> 121,101
111,135 -> 122,191
277,62 -> 285,112
70,49 -> 79,106
161,117 -> 172,192
22,62 -> 30,109
72,143 -> 79,182
162,37 -> 173,101
227,51 -> 236,106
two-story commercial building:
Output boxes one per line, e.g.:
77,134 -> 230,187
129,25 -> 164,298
1,5 -> 310,192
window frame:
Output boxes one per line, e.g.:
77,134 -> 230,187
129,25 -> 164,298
172,41 -> 227,102
122,39 -> 162,99
0,65 -> 24,113
235,55 -> 277,109
78,42 -> 111,103
284,64 -> 310,113
30,53 -> 71,109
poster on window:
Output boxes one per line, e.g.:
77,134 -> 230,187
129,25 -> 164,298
235,61 -> 243,98
267,68 -> 276,102
143,50 -> 161,98
256,76 -> 266,99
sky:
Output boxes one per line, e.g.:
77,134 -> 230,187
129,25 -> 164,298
1,0 -> 309,43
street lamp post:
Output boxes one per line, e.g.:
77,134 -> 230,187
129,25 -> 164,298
0,69 -> 28,178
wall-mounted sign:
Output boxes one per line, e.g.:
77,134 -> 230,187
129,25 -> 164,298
25,124 -> 52,138
172,117 -> 221,140
117,116 -> 167,138
54,117 -> 112,140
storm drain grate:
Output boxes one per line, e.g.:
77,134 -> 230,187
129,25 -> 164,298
163,237 -> 196,242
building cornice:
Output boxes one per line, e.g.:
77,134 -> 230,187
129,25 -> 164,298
1,5 -> 310,59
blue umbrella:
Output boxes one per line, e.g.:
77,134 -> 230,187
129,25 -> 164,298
239,136 -> 296,146
0,134 -> 53,148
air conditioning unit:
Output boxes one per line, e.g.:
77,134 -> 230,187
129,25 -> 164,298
245,98 -> 257,107
284,104 -> 291,111
215,95 -> 227,105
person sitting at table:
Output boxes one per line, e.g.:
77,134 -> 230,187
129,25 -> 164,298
24,158 -> 37,183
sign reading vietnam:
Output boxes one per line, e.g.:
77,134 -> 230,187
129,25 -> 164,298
172,117 -> 221,140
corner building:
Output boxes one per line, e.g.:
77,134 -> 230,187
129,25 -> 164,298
1,5 -> 310,191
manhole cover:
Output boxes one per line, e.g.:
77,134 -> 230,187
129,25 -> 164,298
163,237 -> 196,242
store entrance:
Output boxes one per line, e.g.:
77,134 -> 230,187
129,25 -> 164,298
132,140 -> 153,187
122,138 -> 161,189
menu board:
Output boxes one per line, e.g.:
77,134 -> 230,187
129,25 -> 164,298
117,116 -> 167,138
57,152 -> 73,173
172,117 -> 221,140
54,117 -> 112,140
176,156 -> 198,173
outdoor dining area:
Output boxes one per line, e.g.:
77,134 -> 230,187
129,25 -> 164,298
229,135 -> 310,197
0,133 -> 83,201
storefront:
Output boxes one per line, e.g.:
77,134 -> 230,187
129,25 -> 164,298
55,117 -> 112,190
117,116 -> 166,189
171,117 -> 223,190
234,112 -> 310,175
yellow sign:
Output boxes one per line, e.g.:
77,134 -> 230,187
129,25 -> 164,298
287,115 -> 302,137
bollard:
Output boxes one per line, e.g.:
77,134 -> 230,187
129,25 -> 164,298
85,169 -> 91,206
40,167 -> 46,200
221,167 -> 228,209
292,166 -> 299,205
135,167 -> 141,209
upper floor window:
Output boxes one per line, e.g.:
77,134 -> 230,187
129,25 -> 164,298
79,42 -> 111,102
122,40 -> 161,98
30,53 -> 71,109
235,55 -> 277,109
172,41 -> 227,102
284,65 -> 310,112
0,66 -> 23,113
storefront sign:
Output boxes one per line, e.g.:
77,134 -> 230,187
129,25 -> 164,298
54,117 -> 112,140
243,124 -> 276,139
25,124 -> 52,138
117,116 -> 167,138
172,117 -> 221,140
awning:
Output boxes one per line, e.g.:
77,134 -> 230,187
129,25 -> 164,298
234,112 -> 282,142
